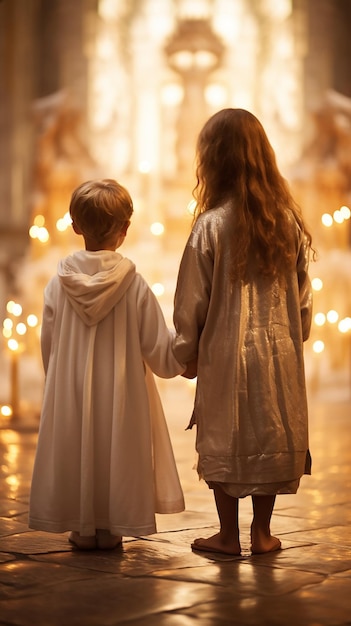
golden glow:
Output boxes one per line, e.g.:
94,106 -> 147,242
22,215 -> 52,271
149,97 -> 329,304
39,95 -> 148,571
333,209 -> 344,224
6,474 -> 20,490
194,50 -> 217,69
311,278 -> 323,291
322,206 -> 351,227
8,338 -> 19,351
213,14 -> 240,43
38,227 -> 50,243
16,323 -> 27,336
96,34 -> 116,60
205,83 -> 228,108
56,219 -> 66,232
187,199 -> 197,215
27,314 -> 39,327
4,435 -> 21,495
326,310 -> 339,324
338,317 -> 351,333
321,213 -> 333,227
340,205 -> 351,219
151,283 -> 165,297
7,302 -> 22,317
161,84 -> 184,106
3,318 -> 13,330
6,301 -> 16,314
3,0 -> 348,401
269,0 -> 292,20
314,313 -> 326,326
171,49 -> 217,70
138,160 -> 152,174
171,50 -> 192,70
313,340 -> 325,354
1,405 -> 12,417
98,0 -> 119,20
179,0 -> 210,19
29,225 -> 39,238
33,214 -> 45,227
150,222 -> 165,236
56,215 -> 72,232
30,225 -> 50,242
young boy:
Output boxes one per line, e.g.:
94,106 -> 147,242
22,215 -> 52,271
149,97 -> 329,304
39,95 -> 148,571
29,179 -> 185,550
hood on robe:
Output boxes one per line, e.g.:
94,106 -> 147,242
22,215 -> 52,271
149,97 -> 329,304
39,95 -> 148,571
58,250 -> 136,326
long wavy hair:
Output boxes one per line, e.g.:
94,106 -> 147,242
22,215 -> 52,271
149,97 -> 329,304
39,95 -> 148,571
193,108 -> 314,281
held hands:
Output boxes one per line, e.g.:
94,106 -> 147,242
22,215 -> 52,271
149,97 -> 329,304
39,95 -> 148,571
181,357 -> 197,379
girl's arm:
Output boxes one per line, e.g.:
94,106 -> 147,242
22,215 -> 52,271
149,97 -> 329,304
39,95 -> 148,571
297,233 -> 313,342
173,242 -> 213,364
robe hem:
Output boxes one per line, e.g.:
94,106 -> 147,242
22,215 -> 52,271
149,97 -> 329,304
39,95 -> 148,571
155,498 -> 185,514
28,517 -> 158,537
197,450 -> 311,484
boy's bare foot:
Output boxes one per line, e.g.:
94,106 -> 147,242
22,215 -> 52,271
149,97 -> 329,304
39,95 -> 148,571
191,532 -> 241,556
69,531 -> 97,550
96,529 -> 122,550
250,528 -> 281,554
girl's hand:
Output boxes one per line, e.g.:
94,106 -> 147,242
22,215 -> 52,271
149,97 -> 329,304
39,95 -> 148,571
182,357 -> 197,379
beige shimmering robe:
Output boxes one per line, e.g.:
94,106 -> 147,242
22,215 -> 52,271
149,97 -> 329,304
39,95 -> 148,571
173,205 -> 312,495
29,250 -> 184,537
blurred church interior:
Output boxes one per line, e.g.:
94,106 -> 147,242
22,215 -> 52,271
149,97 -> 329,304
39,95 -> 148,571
0,0 -> 350,421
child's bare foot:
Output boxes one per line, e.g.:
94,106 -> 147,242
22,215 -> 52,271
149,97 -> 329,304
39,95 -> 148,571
250,526 -> 281,554
96,529 -> 122,550
69,531 -> 97,550
250,495 -> 281,554
192,532 -> 241,556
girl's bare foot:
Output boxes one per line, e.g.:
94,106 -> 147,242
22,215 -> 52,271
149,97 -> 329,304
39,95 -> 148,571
250,526 -> 281,554
250,495 -> 281,554
192,532 -> 241,556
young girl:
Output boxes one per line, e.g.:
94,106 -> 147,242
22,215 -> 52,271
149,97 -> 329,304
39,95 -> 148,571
173,108 -> 313,556
29,179 -> 185,550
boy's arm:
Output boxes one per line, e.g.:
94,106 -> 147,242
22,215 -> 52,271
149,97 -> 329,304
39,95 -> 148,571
139,285 -> 185,378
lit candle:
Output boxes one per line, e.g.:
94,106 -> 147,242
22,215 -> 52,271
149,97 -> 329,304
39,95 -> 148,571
8,339 -> 19,419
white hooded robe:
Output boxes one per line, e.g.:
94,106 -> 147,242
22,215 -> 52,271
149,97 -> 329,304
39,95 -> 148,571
29,250 -> 185,537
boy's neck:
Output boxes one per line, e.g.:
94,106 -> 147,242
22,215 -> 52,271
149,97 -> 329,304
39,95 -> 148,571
85,244 -> 117,252
84,237 -> 119,252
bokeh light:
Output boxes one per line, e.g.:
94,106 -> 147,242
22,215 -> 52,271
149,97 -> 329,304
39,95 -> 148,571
311,278 -> 323,291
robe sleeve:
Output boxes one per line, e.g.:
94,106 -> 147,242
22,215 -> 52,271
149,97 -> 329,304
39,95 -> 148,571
296,232 -> 313,342
145,365 -> 185,513
139,284 -> 185,378
172,241 -> 213,365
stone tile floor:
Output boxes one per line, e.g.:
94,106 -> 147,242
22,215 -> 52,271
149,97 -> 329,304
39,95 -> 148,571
0,378 -> 350,625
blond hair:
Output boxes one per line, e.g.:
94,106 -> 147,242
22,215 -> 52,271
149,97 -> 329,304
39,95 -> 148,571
70,179 -> 133,244
193,108 -> 314,281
